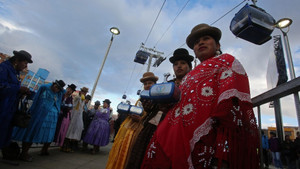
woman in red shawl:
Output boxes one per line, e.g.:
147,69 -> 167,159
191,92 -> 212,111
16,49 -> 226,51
141,24 -> 260,169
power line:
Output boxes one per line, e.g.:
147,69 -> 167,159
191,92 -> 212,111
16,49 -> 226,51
144,0 -> 166,46
124,63 -> 137,95
124,0 -> 167,96
163,0 -> 247,64
154,0 -> 191,48
127,1 -> 248,99
210,0 -> 247,25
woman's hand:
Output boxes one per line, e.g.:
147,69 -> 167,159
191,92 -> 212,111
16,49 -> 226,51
130,114 -> 141,122
157,103 -> 174,113
142,100 -> 154,112
19,86 -> 30,95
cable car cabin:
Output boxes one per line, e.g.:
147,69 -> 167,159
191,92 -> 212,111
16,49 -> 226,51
230,3 -> 275,45
134,50 -> 150,64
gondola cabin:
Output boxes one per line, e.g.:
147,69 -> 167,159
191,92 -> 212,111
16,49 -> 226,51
134,50 -> 150,64
230,3 -> 276,45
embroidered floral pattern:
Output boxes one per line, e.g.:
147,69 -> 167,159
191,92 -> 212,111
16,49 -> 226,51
220,69 -> 233,79
183,104 -> 193,116
201,86 -> 213,97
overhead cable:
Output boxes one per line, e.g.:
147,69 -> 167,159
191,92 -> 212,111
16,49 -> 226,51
144,0 -> 166,46
125,1 -> 166,96
164,0 -> 247,62
123,63 -> 137,96
210,0 -> 247,25
154,0 -> 191,48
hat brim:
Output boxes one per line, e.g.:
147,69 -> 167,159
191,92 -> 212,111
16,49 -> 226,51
68,85 -> 76,91
103,101 -> 111,104
186,27 -> 221,49
25,57 -> 33,63
54,80 -> 64,90
13,51 -> 33,63
169,55 -> 194,63
81,88 -> 89,93
25,58 -> 33,63
140,76 -> 159,83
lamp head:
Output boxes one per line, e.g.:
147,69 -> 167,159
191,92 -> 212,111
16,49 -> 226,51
110,27 -> 120,35
276,18 -> 293,29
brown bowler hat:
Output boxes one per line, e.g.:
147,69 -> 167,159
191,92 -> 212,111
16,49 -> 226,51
186,23 -> 222,49
80,87 -> 89,93
140,72 -> 158,83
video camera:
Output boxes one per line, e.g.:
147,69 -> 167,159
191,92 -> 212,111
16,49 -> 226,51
140,73 -> 181,103
117,102 -> 144,116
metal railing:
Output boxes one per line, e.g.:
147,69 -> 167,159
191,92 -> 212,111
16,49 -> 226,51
251,76 -> 300,169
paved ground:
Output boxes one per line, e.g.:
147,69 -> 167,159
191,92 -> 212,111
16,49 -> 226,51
0,142 -> 284,169
0,143 -> 112,169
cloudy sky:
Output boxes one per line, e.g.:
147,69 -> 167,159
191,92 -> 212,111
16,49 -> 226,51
1,0 -> 299,129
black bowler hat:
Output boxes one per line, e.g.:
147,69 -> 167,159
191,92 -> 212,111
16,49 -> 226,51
169,48 -> 194,68
13,50 -> 33,63
67,84 -> 77,91
54,80 -> 66,90
85,95 -> 92,100
95,100 -> 101,105
103,99 -> 111,105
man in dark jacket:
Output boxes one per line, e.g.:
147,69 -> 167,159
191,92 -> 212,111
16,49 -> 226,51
269,132 -> 283,169
282,135 -> 297,169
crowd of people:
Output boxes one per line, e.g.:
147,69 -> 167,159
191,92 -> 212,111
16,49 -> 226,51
262,131 -> 300,169
1,23 -> 299,169
0,50 -> 112,162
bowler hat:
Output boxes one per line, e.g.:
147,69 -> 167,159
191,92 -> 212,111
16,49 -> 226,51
95,100 -> 101,105
67,84 -> 77,91
140,72 -> 158,83
186,24 -> 222,49
13,50 -> 33,63
169,48 -> 194,67
80,87 -> 89,93
85,95 -> 92,100
103,99 -> 111,105
54,80 -> 66,90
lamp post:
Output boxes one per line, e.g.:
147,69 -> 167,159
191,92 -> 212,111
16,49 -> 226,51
90,27 -> 120,102
275,18 -> 300,128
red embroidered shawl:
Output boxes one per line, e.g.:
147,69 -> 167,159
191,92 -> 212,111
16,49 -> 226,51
141,54 -> 259,169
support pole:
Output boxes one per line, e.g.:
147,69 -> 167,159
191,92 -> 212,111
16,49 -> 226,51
274,99 -> 284,143
147,54 -> 153,72
281,31 -> 300,129
90,35 -> 114,102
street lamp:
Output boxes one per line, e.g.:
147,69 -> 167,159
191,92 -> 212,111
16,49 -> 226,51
275,18 -> 295,79
276,18 -> 292,29
275,18 -> 300,128
90,27 -> 120,102
110,27 -> 120,35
